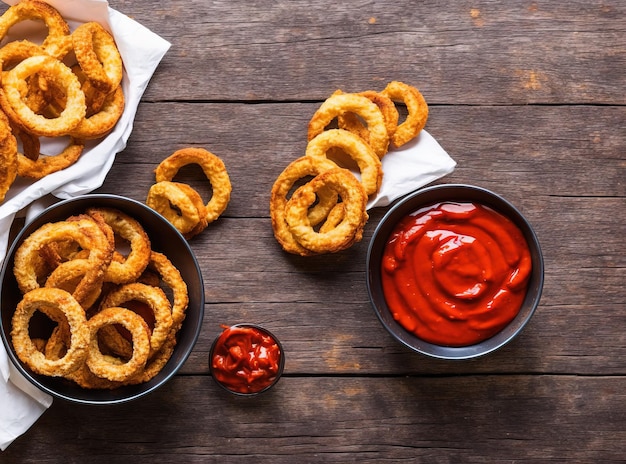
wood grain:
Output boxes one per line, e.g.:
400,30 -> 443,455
1,0 -> 624,461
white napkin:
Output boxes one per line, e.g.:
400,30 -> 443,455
0,0 -> 170,451
367,129 -> 456,209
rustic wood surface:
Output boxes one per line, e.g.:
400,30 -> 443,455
2,0 -> 625,462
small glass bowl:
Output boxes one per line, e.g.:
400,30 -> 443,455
209,324 -> 285,396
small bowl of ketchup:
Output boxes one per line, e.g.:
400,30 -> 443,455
367,184 -> 544,360
209,324 -> 285,396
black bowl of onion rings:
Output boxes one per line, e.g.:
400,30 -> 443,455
366,184 -> 544,360
0,194 -> 204,404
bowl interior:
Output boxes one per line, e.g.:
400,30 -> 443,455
0,194 -> 204,404
366,184 -> 544,360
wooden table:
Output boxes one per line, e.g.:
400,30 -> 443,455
3,1 -> 625,462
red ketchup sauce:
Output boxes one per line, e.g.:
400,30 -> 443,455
381,202 -> 532,346
210,325 -> 282,394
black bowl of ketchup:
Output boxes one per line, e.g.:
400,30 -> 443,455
366,184 -> 544,360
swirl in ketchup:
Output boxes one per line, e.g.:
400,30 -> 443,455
210,324 -> 283,394
381,202 -> 532,346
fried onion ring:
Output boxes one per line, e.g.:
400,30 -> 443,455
307,92 -> 389,158
380,80 -> 428,148
99,282 -> 173,356
11,287 -> 89,377
305,128 -> 382,197
270,156 -> 338,256
146,181 -> 207,236
87,207 -> 151,284
0,1 -> 70,58
13,217 -> 114,305
285,168 -> 368,254
0,110 -> 17,202
154,147 -> 232,224
16,137 -> 85,179
147,251 -> 189,332
337,90 -> 399,143
86,306 -> 151,382
72,22 -> 123,94
2,54 -> 86,137
68,84 -> 124,139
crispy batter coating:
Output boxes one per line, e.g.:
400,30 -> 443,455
13,217 -> 114,306
146,181 -> 207,236
154,147 -> 232,225
0,110 -> 17,202
87,207 -> 152,284
307,92 -> 389,158
285,168 -> 368,254
11,288 -> 89,377
72,22 -> 123,94
305,128 -> 383,196
86,307 -> 151,382
381,80 -> 428,148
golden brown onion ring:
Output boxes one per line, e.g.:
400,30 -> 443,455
307,93 -> 389,158
285,168 -> 368,254
13,217 -> 114,305
100,282 -> 173,356
337,90 -> 399,143
87,207 -> 151,284
269,156 -> 338,256
0,110 -> 18,202
86,307 -> 151,382
2,55 -> 86,137
305,128 -> 382,197
68,84 -> 124,139
16,137 -> 85,179
146,181 -> 207,236
72,22 -> 123,94
0,1 -> 70,59
147,251 -> 189,332
154,147 -> 232,224
380,80 -> 429,148
11,287 -> 89,377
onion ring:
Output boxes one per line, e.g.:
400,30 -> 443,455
270,156 -> 338,256
337,90 -> 399,143
305,128 -> 383,196
0,0 -> 70,59
99,282 -> 174,356
11,287 -> 89,377
16,137 -> 85,179
154,147 -> 232,224
307,92 -> 389,158
147,251 -> 189,332
86,307 -> 151,382
380,80 -> 428,148
45,259 -> 103,310
68,84 -> 124,139
146,181 -> 207,236
0,110 -> 18,202
2,54 -> 86,137
285,168 -> 368,254
72,22 -> 123,94
86,207 -> 151,284
13,217 -> 114,306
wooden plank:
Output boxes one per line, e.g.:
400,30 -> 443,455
3,375 -> 625,462
105,0 -> 626,103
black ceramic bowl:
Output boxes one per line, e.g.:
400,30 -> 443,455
0,194 -> 204,404
367,184 -> 544,360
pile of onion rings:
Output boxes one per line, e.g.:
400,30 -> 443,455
146,147 -> 232,239
270,81 -> 428,255
10,207 -> 189,389
0,0 -> 125,202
